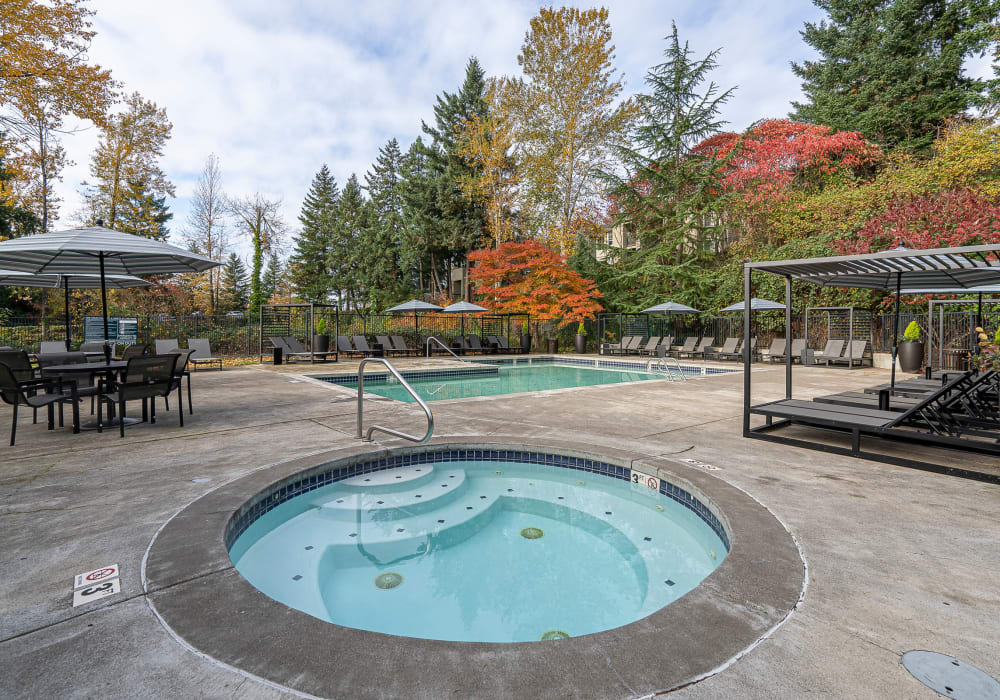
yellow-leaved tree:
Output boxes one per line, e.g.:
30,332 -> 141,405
513,6 -> 637,252
456,78 -> 520,247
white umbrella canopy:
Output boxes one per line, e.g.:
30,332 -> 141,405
720,298 -> 786,312
639,301 -> 700,314
0,226 -> 220,345
386,300 -> 444,313
0,270 -> 152,349
440,301 -> 490,313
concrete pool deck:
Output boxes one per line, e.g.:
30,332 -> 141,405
1,359 -> 997,698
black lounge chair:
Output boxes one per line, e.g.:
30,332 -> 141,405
336,336 -> 367,357
704,337 -> 738,361
751,370 -> 1000,458
678,337 -> 712,359
352,336 -> 377,357
466,335 -> 489,354
488,335 -> 525,354
760,338 -> 785,363
188,338 -> 223,370
97,354 -> 182,437
668,337 -> 697,358
390,336 -> 421,356
812,339 -> 845,366
829,340 -> 869,368
0,360 -> 80,445
770,339 -> 806,364
375,336 -> 398,356
719,337 -> 755,362
636,337 -> 661,356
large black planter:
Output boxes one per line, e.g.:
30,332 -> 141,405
313,335 -> 330,354
520,333 -> 532,353
546,338 -> 558,354
575,334 -> 587,353
897,341 -> 924,373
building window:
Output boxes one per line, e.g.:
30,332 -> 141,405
606,231 -> 614,247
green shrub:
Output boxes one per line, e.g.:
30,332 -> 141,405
902,321 -> 921,342
577,322 -> 586,335
315,318 -> 327,335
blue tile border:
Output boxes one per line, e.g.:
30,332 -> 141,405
224,448 -> 730,553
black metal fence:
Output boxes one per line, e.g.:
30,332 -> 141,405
4,309 -> 998,367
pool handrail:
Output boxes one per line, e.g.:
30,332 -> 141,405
425,336 -> 461,359
356,357 -> 434,444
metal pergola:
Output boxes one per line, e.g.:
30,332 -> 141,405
259,302 -> 339,363
741,243 -> 1000,479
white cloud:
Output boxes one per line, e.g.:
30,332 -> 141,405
51,0 -> 989,261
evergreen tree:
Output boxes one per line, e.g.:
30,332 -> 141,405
261,253 -> 282,304
115,178 -> 172,240
410,58 -> 489,295
398,138 -> 438,293
290,165 -> 339,303
790,0 -> 999,152
329,175 -> 369,310
219,253 -> 250,312
602,24 -> 737,311
362,139 -> 408,308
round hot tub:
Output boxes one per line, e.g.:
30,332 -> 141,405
227,450 -> 728,643
144,440 -> 804,699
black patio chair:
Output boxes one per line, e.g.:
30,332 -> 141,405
36,351 -> 102,415
120,344 -> 150,361
97,354 -> 181,438
163,348 -> 195,415
0,361 -> 79,445
352,336 -> 377,356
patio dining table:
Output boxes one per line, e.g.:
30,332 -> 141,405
39,360 -> 139,431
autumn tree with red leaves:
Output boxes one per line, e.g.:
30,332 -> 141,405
467,241 -> 603,327
837,188 -> 1000,255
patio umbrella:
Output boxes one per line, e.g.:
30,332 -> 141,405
0,226 -> 219,356
720,298 -> 786,312
386,299 -> 444,344
639,301 -> 700,337
0,270 -> 151,349
441,301 -> 490,342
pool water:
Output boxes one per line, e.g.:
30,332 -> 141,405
352,363 -> 671,402
230,460 -> 727,643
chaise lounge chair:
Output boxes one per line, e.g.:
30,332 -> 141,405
390,336 -> 421,356
828,340 -> 869,368
718,337 -> 755,362
812,339 -> 846,366
352,336 -> 377,357
704,337 -> 738,361
636,337 -> 662,356
337,336 -> 368,358
770,339 -> 806,364
678,337 -> 712,359
760,338 -> 786,363
466,335 -> 488,354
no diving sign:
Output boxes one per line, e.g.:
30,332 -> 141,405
74,564 -> 119,590
72,564 -> 121,607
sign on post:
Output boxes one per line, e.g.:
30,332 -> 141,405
83,316 -> 139,345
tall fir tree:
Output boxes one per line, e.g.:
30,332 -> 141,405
115,178 -> 172,240
290,165 -> 339,303
362,139 -> 408,309
329,175 -> 369,310
261,253 -> 283,304
602,24 -> 737,311
790,0 -> 999,152
411,58 -> 489,296
398,138 -> 436,293
219,253 -> 250,312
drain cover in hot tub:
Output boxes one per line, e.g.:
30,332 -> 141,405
901,651 -> 1000,699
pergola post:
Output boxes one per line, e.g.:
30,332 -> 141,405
743,263 -> 752,435
785,275 -> 792,400
890,272 -> 901,392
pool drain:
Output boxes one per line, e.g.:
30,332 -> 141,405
540,629 -> 570,641
374,572 -> 403,590
520,527 -> 544,540
901,651 -> 1000,698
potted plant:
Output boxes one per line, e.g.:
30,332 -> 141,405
313,318 -> 330,354
896,320 -> 924,373
971,326 -> 1000,372
575,321 -> 587,353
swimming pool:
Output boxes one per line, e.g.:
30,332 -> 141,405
229,455 -> 728,643
314,360 -> 732,402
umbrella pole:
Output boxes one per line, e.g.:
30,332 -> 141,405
890,273 -> 901,393
64,278 -> 71,351
100,252 -> 111,363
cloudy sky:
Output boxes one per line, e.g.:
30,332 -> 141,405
48,0 -> 982,259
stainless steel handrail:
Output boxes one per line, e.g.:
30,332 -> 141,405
356,358 -> 434,444
425,336 -> 461,359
